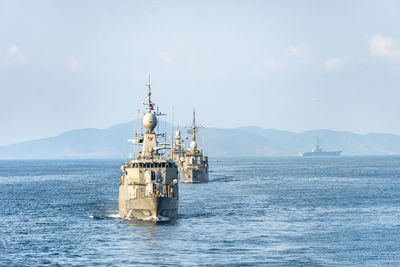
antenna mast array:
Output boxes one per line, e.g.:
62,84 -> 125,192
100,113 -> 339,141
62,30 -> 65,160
186,107 -> 204,142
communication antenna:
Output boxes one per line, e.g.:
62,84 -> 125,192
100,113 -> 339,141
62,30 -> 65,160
185,107 -> 204,142
135,108 -> 142,136
145,74 -> 153,113
157,106 -> 160,134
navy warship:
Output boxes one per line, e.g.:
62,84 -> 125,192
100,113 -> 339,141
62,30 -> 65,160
299,144 -> 343,157
178,108 -> 209,183
118,78 -> 179,221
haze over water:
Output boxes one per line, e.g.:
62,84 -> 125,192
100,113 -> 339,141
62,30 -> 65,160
1,157 -> 399,266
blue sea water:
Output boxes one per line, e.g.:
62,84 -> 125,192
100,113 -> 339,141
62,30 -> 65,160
1,157 -> 400,266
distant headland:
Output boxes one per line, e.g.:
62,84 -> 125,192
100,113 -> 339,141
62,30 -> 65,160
0,121 -> 399,159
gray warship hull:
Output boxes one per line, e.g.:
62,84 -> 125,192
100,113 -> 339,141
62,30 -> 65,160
300,150 -> 342,157
119,188 -> 178,221
180,168 -> 208,183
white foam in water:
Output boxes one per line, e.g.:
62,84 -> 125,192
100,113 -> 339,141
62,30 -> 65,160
89,214 -> 121,219
157,216 -> 171,222
106,213 -> 122,218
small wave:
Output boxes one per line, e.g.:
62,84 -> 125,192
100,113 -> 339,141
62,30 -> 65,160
211,175 -> 238,183
89,215 -> 104,220
179,212 -> 215,220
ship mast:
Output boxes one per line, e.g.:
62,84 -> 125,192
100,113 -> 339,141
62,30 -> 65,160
128,75 -> 170,159
145,75 -> 153,115
186,107 -> 203,143
192,108 -> 196,141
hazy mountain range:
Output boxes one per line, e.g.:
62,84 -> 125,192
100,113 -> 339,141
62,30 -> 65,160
1,121 -> 400,159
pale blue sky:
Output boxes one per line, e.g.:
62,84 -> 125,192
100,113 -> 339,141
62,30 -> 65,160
1,0 -> 400,146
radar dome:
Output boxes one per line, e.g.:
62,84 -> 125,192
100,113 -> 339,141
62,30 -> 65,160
143,113 -> 157,132
190,141 -> 197,150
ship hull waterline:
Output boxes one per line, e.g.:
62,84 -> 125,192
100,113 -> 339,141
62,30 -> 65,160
179,168 -> 208,184
119,193 -> 178,222
299,151 -> 343,157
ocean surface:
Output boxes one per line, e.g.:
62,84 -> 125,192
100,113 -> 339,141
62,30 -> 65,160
1,157 -> 400,266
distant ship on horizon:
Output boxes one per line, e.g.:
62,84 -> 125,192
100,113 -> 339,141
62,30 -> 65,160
299,144 -> 343,157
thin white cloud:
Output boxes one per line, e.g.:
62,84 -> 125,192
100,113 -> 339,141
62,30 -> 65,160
263,44 -> 311,73
264,59 -> 285,72
64,56 -> 84,73
0,44 -> 24,66
286,44 -> 312,60
369,34 -> 400,60
324,57 -> 345,72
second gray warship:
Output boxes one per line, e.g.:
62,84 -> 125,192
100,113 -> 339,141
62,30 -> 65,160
176,109 -> 209,183
118,79 -> 179,221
